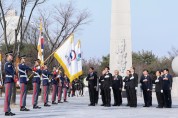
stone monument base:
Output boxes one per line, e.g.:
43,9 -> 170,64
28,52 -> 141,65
172,77 -> 178,98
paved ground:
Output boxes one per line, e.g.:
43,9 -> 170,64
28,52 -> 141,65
0,92 -> 178,118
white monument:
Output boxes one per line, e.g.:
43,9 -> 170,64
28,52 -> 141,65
110,0 -> 132,75
171,57 -> 178,97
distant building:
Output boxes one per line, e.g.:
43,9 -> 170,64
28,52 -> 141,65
3,10 -> 39,44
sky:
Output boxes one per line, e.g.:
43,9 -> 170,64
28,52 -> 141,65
40,0 -> 178,59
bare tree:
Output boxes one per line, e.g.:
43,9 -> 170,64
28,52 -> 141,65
0,0 -> 46,104
30,2 -> 90,67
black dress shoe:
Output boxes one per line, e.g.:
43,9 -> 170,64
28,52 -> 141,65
64,100 -> 68,102
20,107 -> 30,111
58,101 -> 63,103
112,104 -> 117,106
156,106 -> 163,108
44,103 -> 51,107
52,101 -> 58,104
88,104 -> 95,106
100,104 -> 105,106
5,112 -> 16,116
33,106 -> 41,109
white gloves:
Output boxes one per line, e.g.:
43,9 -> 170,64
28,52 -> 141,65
49,80 -> 51,82
36,66 -> 40,70
161,90 -> 163,93
135,87 -> 138,90
17,81 -> 20,87
110,87 -> 112,89
130,76 -> 134,80
27,78 -> 29,81
155,80 -> 159,83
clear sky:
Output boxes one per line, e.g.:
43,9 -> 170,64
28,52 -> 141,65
41,0 -> 178,59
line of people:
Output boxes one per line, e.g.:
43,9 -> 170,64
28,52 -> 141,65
86,66 -> 173,109
3,51 -> 70,116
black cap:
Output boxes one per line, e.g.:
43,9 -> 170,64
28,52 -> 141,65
5,51 -> 13,56
20,55 -> 26,59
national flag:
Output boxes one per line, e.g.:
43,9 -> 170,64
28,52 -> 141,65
37,20 -> 44,65
75,40 -> 83,78
54,34 -> 75,81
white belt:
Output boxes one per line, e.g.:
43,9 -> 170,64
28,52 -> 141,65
43,78 -> 49,80
34,75 -> 40,78
20,75 -> 27,78
6,75 -> 13,78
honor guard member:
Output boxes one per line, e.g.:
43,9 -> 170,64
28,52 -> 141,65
86,67 -> 97,106
163,68 -> 172,108
63,75 -> 70,102
123,70 -> 131,106
51,67 -> 58,104
42,64 -> 51,107
18,55 -> 32,111
32,59 -> 42,109
129,67 -> 138,107
155,70 -> 164,108
103,67 -> 112,107
58,73 -> 64,103
140,69 -> 152,107
99,70 -> 106,106
112,70 -> 123,106
4,51 -> 16,116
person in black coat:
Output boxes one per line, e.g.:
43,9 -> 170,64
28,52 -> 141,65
103,67 -> 112,107
140,69 -> 152,107
99,70 -> 106,106
129,67 -> 138,107
86,67 -> 97,106
154,70 -> 164,108
123,70 -> 131,106
112,70 -> 123,106
163,68 -> 172,108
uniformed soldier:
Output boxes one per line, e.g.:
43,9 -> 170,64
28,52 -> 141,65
103,67 -> 112,107
42,64 -> 51,107
58,73 -> 64,103
63,75 -> 70,102
140,69 -> 152,107
112,70 -> 123,106
154,70 -> 164,108
163,68 -> 172,108
99,70 -> 106,106
123,70 -> 131,106
32,59 -> 42,109
129,67 -> 138,107
18,55 -> 32,111
86,67 -> 97,106
51,67 -> 58,104
4,51 -> 16,116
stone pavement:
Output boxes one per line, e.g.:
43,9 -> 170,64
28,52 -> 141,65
0,93 -> 178,118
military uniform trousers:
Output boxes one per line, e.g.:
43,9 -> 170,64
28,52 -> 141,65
32,83 -> 40,106
20,83 -> 27,107
52,84 -> 57,102
63,88 -> 67,101
43,85 -> 49,104
58,86 -> 63,101
4,83 -> 13,112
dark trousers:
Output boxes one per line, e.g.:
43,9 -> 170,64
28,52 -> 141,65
95,90 -> 99,104
163,90 -> 172,107
104,88 -> 111,106
88,85 -> 95,105
156,92 -> 164,107
20,83 -> 27,107
100,89 -> 106,105
128,88 -> 137,107
126,89 -> 131,106
143,90 -> 151,106
32,83 -> 40,106
113,88 -> 122,105
4,83 -> 12,112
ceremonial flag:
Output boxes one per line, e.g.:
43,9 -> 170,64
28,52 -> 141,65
54,34 -> 75,81
75,40 -> 83,78
37,20 -> 44,65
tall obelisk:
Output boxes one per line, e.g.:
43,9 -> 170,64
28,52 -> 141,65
110,0 -> 132,76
